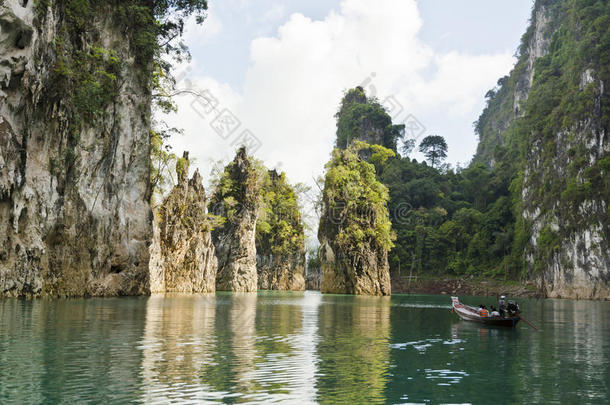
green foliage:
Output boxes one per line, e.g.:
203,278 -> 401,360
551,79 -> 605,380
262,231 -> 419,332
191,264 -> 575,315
209,147 -> 266,225
319,141 -> 395,252
472,0 -> 610,278
306,247 -> 321,270
335,87 -> 404,151
150,124 -> 181,207
175,155 -> 188,181
380,148 -> 518,278
256,171 -> 306,257
36,1 -> 207,193
401,138 -> 416,157
418,135 -> 448,168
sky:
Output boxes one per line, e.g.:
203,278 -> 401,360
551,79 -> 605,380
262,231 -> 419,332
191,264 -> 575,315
160,0 -> 534,234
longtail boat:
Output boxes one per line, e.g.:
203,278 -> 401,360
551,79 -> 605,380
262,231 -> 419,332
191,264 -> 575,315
451,296 -> 520,328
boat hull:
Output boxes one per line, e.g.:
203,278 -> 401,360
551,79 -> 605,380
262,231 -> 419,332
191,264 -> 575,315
451,296 -> 520,328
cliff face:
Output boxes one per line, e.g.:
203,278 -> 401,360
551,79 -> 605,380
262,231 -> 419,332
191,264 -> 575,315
256,170 -> 306,291
150,153 -> 217,293
474,3 -> 556,166
210,147 -> 263,292
475,0 -> 610,299
0,1 -> 152,297
257,254 -> 305,291
318,142 -> 393,296
305,267 -> 321,291
319,240 -> 391,296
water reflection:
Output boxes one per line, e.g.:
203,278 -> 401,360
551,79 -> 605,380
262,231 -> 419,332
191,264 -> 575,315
0,298 -> 147,403
0,299 -> 45,403
0,293 -> 609,403
139,292 -> 320,403
140,294 -> 217,402
516,298 -> 610,404
316,295 -> 391,403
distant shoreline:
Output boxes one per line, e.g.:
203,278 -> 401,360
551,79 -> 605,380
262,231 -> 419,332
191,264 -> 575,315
390,275 -> 544,299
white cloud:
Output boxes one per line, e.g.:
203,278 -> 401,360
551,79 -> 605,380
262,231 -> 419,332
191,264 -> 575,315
183,4 -> 223,44
262,4 -> 286,23
160,0 -> 516,242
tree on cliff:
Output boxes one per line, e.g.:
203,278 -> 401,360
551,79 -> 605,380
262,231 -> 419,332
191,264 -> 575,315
335,87 -> 405,151
418,135 -> 448,168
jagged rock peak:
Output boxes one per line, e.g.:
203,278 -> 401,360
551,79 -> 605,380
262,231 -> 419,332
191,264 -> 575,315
150,152 -> 217,293
210,147 -> 264,292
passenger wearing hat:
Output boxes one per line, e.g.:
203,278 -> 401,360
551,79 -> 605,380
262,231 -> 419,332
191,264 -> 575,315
498,295 -> 506,318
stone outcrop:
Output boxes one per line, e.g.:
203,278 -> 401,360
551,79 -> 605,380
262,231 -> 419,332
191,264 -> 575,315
210,147 -> 263,292
149,152 -> 217,293
256,170 -> 306,291
318,240 -> 391,296
257,254 -> 305,291
305,265 -> 321,291
335,86 -> 401,151
523,82 -> 610,300
0,1 -> 152,297
318,143 -> 392,296
474,4 -> 557,166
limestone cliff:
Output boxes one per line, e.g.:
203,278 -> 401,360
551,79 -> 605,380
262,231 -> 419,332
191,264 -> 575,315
256,170 -> 306,291
210,147 -> 263,292
474,2 -> 557,165
318,142 -> 393,296
305,253 -> 321,291
0,1 -> 152,297
257,254 -> 305,291
474,0 -> 610,299
150,152 -> 217,293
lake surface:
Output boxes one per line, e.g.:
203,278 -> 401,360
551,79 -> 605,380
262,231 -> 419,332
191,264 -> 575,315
0,292 -> 608,404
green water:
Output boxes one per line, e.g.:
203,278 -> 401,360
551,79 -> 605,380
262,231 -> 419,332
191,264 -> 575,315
0,292 -> 608,404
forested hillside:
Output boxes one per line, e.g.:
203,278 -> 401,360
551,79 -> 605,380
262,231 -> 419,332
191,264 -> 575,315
327,0 -> 609,299
474,0 -> 609,298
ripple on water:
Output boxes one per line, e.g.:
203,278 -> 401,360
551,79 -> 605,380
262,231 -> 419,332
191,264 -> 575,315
390,337 -> 466,353
424,368 -> 469,386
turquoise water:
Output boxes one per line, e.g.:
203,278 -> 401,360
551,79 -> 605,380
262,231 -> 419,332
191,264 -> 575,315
0,291 -> 608,404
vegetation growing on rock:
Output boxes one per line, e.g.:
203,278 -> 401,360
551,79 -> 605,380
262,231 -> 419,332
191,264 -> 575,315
335,86 -> 404,151
318,140 -> 394,295
151,152 -> 218,293
472,0 -> 609,298
210,147 -> 266,292
256,170 -> 306,291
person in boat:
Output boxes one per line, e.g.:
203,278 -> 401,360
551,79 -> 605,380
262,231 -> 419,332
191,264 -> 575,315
498,295 -> 506,317
477,305 -> 489,317
490,306 -> 500,317
507,301 -> 520,317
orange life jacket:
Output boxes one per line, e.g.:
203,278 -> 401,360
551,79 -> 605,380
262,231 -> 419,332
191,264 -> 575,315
479,309 -> 489,317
